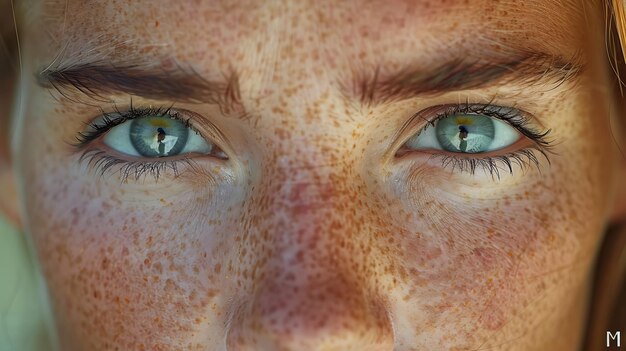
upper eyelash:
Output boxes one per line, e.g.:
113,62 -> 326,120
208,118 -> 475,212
409,102 -> 555,178
74,104 -> 193,147
422,103 -> 553,146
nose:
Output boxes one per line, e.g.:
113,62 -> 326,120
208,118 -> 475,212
226,271 -> 394,351
225,179 -> 395,351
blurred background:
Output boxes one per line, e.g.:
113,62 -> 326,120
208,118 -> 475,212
0,1 -> 53,350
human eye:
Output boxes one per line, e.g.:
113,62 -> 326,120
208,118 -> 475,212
75,105 -> 227,181
398,103 -> 553,177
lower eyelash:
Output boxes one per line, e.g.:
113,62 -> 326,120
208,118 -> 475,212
430,146 -> 551,179
79,149 -> 197,183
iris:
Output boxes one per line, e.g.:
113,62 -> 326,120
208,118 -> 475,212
129,116 -> 189,157
436,115 -> 495,153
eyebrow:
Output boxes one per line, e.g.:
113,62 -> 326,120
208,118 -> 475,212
37,51 -> 582,111
346,52 -> 583,106
36,62 -> 243,112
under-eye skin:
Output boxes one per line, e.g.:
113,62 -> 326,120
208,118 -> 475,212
74,105 -> 227,181
398,103 -> 554,178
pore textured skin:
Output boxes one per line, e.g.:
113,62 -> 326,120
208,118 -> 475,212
14,0 -> 621,350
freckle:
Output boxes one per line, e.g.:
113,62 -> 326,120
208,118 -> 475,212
214,263 -> 221,274
206,289 -> 217,299
153,262 -> 163,274
101,258 -> 110,270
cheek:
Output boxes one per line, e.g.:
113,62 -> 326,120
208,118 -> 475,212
383,110 -> 613,347
18,113 -> 245,349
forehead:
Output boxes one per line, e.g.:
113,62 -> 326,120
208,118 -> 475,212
32,0 -> 589,70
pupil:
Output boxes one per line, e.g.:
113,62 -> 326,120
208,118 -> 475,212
458,125 -> 469,152
435,114 -> 495,154
129,117 -> 189,157
157,128 -> 166,141
458,125 -> 469,140
157,128 -> 167,155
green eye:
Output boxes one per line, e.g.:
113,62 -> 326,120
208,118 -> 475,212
129,116 -> 190,157
104,115 -> 213,157
436,114 -> 495,153
405,113 -> 521,154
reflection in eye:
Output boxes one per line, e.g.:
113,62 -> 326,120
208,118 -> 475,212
405,114 -> 521,153
104,116 -> 212,157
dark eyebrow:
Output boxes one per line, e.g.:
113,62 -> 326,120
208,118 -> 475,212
37,52 -> 582,111
346,52 -> 583,106
36,62 -> 242,112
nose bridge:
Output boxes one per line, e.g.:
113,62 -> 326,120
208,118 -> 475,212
266,157 -> 364,274
265,147 -> 350,238
225,155 -> 394,350
279,171 -> 342,222
259,158 -> 352,282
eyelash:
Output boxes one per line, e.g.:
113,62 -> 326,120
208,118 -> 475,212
75,104 -> 201,182
408,103 -> 554,178
76,105 -> 193,144
76,102 -> 552,182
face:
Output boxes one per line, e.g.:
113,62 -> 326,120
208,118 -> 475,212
12,0 -> 622,350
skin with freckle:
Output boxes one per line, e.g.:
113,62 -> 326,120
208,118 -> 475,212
5,0 -> 626,350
